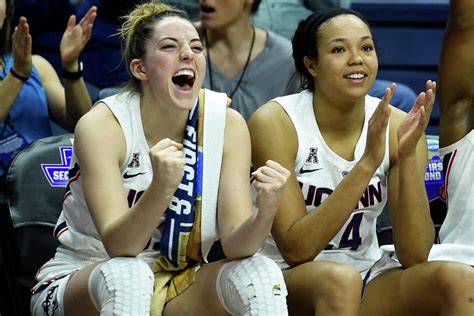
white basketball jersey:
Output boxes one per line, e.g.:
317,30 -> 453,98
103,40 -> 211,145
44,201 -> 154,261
54,92 -> 167,262
438,130 -> 474,246
261,91 -> 390,273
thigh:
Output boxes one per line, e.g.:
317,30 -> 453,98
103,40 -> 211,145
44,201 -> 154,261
361,261 -> 474,315
163,260 -> 229,316
62,263 -> 101,316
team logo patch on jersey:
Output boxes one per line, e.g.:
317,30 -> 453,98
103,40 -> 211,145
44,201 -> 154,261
299,147 -> 321,174
128,152 -> 141,168
41,146 -> 73,187
305,147 -> 319,164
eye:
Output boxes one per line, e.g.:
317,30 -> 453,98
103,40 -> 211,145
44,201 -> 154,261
191,46 -> 203,53
161,44 -> 177,50
362,44 -> 374,52
331,47 -> 345,54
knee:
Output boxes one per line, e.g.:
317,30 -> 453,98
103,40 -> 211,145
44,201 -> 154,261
89,257 -> 154,313
216,255 -> 287,315
433,262 -> 473,300
323,264 -> 362,299
102,257 -> 154,286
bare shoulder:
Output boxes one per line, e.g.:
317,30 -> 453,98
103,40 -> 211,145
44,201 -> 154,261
248,101 -> 292,132
32,55 -> 58,79
74,102 -> 125,165
32,55 -> 55,73
224,107 -> 249,137
248,101 -> 296,146
248,101 -> 298,166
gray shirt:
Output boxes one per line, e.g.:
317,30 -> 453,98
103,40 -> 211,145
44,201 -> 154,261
203,30 -> 301,121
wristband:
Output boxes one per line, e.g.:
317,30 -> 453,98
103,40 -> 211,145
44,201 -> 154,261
62,61 -> 83,80
10,68 -> 30,82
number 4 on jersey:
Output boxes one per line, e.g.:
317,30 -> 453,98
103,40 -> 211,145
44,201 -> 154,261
339,212 -> 363,250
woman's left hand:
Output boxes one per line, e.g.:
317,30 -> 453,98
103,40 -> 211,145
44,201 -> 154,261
60,6 -> 97,70
397,80 -> 436,157
252,160 -> 290,217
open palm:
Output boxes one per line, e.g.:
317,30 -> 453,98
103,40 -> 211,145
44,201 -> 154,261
397,80 -> 436,156
60,6 -> 97,68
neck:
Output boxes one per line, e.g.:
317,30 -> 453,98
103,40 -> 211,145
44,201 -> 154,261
313,90 -> 366,136
140,91 -> 189,145
203,19 -> 254,53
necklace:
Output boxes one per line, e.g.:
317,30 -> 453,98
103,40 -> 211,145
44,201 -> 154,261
204,26 -> 256,98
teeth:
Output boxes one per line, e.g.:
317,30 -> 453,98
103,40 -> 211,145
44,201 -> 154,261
173,69 -> 194,77
346,73 -> 365,79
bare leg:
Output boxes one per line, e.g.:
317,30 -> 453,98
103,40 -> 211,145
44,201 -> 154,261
361,261 -> 474,315
163,260 -> 231,316
63,263 -> 100,316
283,260 -> 362,316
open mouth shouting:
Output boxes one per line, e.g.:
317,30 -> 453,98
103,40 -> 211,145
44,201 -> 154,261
200,4 -> 216,19
172,69 -> 195,92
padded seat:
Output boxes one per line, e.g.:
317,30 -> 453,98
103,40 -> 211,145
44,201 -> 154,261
1,134 -> 74,314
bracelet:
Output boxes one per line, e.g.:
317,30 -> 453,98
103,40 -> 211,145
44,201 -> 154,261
10,68 -> 30,82
62,61 -> 83,80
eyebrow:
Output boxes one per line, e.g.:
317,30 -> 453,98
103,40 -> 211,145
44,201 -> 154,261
328,35 -> 373,44
159,37 -> 202,44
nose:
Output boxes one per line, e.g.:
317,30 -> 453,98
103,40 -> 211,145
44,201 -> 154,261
348,49 -> 363,65
180,45 -> 193,62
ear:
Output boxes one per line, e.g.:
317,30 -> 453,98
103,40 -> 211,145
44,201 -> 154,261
130,58 -> 147,81
303,56 -> 317,77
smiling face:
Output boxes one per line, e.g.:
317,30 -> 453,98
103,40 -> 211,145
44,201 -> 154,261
309,14 -> 378,101
135,16 -> 205,111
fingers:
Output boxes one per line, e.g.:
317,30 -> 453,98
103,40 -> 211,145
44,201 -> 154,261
67,15 -> 76,30
79,6 -> 97,31
251,160 -> 290,186
371,83 -> 394,128
154,138 -> 183,151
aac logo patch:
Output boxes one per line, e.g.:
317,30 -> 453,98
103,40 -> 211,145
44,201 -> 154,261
41,146 -> 73,187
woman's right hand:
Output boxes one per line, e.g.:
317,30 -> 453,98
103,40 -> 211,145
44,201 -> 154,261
12,17 -> 32,78
149,138 -> 185,197
363,83 -> 394,168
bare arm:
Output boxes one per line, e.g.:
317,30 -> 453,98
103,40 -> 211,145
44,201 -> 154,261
218,108 -> 290,259
75,103 -> 183,257
438,0 -> 474,147
40,6 -> 97,131
389,81 -> 436,267
0,17 -> 32,121
248,88 -> 393,267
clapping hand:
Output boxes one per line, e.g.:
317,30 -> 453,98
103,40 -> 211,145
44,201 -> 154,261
397,80 -> 436,157
60,6 -> 97,70
363,83 -> 394,168
11,17 -> 32,78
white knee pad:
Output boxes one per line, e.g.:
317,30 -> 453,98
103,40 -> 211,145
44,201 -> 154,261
88,257 -> 154,315
216,255 -> 288,316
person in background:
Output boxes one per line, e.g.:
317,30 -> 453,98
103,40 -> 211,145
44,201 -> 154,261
30,3 -> 290,315
253,0 -> 418,112
0,0 -> 96,176
249,8 -> 473,315
428,0 -> 474,264
198,0 -> 300,121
